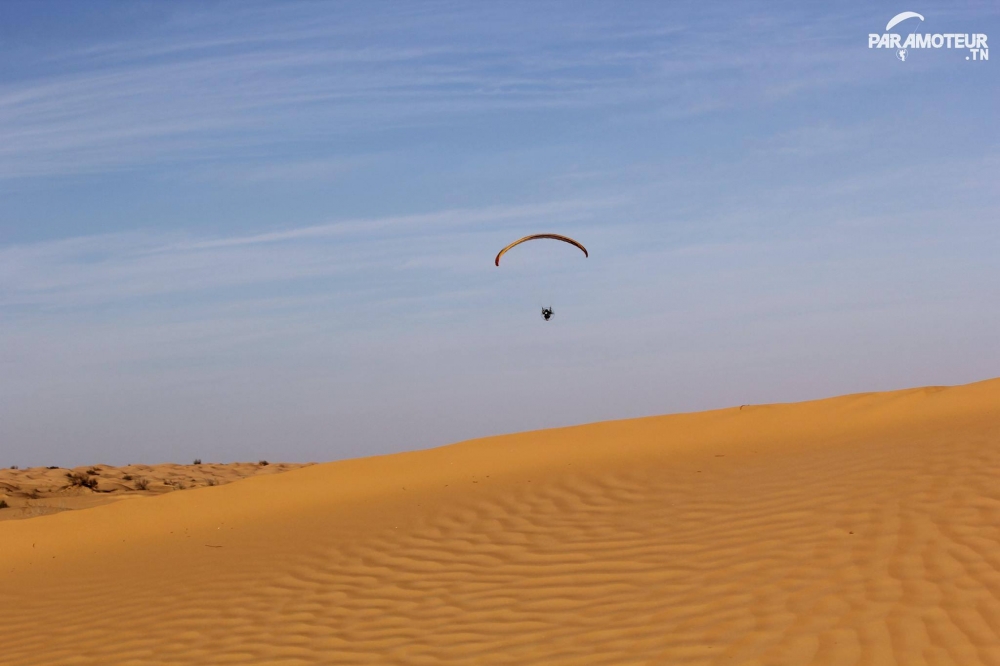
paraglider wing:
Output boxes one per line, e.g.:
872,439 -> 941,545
885,11 -> 924,31
494,234 -> 588,266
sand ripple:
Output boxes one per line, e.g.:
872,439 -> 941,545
2,380 -> 999,664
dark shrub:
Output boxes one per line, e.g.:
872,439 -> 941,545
66,472 -> 98,489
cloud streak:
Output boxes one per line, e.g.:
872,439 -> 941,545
0,1 -> 921,180
0,198 -> 617,309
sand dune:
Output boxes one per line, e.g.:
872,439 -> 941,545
2,379 -> 999,665
0,462 -> 311,521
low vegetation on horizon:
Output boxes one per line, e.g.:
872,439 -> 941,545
0,461 -> 314,521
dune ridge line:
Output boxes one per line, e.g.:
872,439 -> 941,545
2,378 -> 999,664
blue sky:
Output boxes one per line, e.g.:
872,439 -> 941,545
2,1 -> 998,466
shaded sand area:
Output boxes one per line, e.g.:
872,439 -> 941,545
0,462 -> 310,521
2,379 -> 999,665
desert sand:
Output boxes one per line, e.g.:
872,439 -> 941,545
1,379 -> 999,665
0,462 -> 312,521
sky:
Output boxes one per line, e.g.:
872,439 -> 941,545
2,0 -> 998,467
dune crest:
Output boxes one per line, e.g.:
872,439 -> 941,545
2,379 -> 1000,664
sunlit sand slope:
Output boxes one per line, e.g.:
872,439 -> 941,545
2,379 -> 999,665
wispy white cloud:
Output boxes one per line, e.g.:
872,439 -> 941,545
0,2 -> 914,180
756,124 -> 874,156
0,198 -> 616,308
189,155 -> 373,183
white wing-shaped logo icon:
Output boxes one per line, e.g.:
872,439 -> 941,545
885,12 -> 924,32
